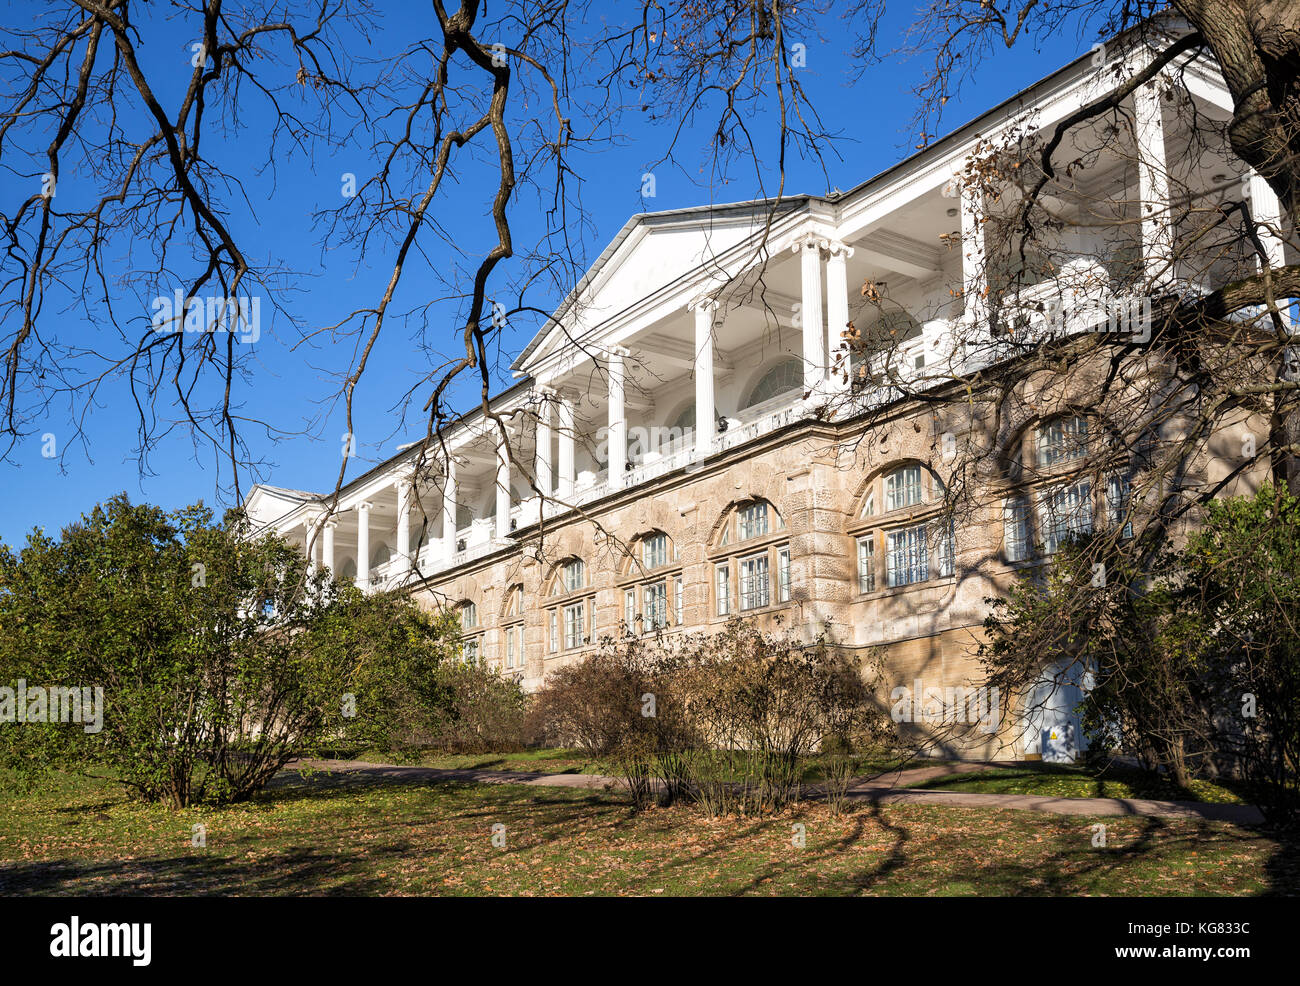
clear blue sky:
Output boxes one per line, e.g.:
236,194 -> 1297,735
0,3 -> 1090,546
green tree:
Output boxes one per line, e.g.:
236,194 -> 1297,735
0,494 -> 460,806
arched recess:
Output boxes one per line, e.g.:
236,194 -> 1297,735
741,358 -> 802,410
708,497 -> 786,550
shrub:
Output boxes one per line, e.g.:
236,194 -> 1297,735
530,618 -> 891,813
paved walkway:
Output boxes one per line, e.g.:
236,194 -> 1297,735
292,758 -> 1264,825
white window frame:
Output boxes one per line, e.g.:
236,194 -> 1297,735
857,535 -> 876,593
738,502 -> 769,540
1004,495 -> 1032,562
642,533 -> 669,570
1038,480 -> 1093,554
777,546 -> 791,603
715,562 -> 731,616
1036,416 -> 1089,468
739,552 -> 771,611
563,600 -> 585,650
884,465 -> 923,512
642,581 -> 669,632
886,523 -> 928,588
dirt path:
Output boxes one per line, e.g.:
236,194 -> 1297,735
291,758 -> 1264,825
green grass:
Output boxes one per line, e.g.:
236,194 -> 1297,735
910,762 -> 1249,805
1,767 -> 1292,896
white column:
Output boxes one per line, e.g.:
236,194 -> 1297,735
356,501 -> 372,590
1134,78 -> 1173,286
557,392 -> 576,498
607,346 -> 627,481
322,521 -> 336,573
794,235 -> 826,394
825,242 -> 854,397
690,298 -> 716,459
1248,171 -> 1287,271
395,472 -> 412,576
535,390 -> 553,497
495,428 -> 511,539
961,181 -> 988,329
441,456 -> 457,560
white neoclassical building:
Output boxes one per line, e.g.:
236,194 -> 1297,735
246,29 -> 1284,758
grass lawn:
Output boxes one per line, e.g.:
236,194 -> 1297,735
1,768 -> 1293,896
910,762 -> 1248,805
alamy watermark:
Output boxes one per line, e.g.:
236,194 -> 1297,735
890,679 -> 1001,734
150,289 -> 261,343
0,680 -> 103,733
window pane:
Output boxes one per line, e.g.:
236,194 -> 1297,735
777,547 -> 791,602
563,601 -> 585,649
715,563 -> 731,616
886,523 -> 928,587
624,589 -> 635,630
1004,496 -> 1032,562
1107,473 -> 1133,540
885,465 -> 923,511
643,581 -> 668,631
506,626 -> 515,668
1037,480 -> 1093,554
1036,416 -> 1089,467
857,536 -> 876,593
548,610 -> 557,652
563,560 -> 584,592
642,533 -> 668,569
674,576 -> 683,625
738,502 -> 769,540
937,519 -> 955,578
740,553 -> 770,610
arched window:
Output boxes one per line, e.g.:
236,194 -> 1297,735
545,558 -> 594,655
501,585 -> 524,673
743,359 -> 802,410
1035,415 -> 1090,468
710,499 -> 790,616
456,601 -> 483,663
851,463 -> 954,593
549,558 -> 585,596
670,403 -> 695,435
620,532 -> 683,634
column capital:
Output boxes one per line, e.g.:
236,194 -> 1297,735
687,294 -> 720,313
791,231 -> 829,254
609,344 -> 630,359
355,500 -> 374,513
825,240 -> 854,259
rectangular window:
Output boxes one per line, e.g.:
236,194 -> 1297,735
777,547 -> 791,602
463,637 -> 480,663
738,502 -> 769,540
885,465 -> 923,511
1038,480 -> 1093,554
563,601 -> 585,650
937,519 -> 956,578
715,563 -> 731,616
642,533 -> 669,569
673,576 -> 683,625
886,523 -> 928,587
642,581 -> 668,632
857,536 -> 876,593
505,626 -> 515,668
740,553 -> 770,610
1004,495 -> 1032,562
548,610 -> 558,653
624,588 -> 636,630
460,602 -> 477,629
1107,473 -> 1133,540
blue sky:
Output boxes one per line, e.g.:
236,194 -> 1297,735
0,3 -> 1091,546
